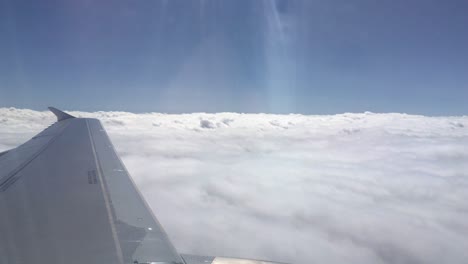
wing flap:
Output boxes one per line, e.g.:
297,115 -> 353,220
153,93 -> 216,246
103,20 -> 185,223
86,118 -> 184,264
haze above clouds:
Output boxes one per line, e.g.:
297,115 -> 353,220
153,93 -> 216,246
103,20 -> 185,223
1,108 -> 468,264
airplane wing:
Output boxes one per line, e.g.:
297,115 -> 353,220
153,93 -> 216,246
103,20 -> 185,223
0,108 -> 287,264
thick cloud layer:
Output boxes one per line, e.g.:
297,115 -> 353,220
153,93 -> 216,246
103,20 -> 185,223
1,108 -> 468,264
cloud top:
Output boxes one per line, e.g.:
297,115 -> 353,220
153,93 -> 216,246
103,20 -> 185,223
1,108 -> 467,264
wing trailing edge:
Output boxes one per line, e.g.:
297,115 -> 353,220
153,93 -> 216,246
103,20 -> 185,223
181,254 -> 288,264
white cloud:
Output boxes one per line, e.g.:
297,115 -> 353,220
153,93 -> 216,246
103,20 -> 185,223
1,108 -> 468,264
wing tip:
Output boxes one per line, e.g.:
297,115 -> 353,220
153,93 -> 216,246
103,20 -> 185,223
48,107 -> 75,121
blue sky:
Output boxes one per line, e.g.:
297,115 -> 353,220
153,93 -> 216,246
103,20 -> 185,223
0,0 -> 467,115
